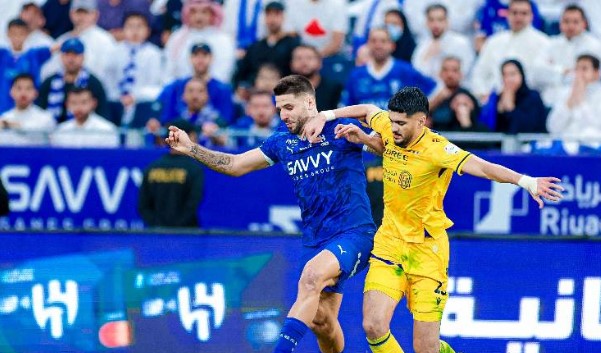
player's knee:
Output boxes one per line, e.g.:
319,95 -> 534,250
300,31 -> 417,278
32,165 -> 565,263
363,314 -> 389,339
298,266 -> 326,295
310,312 -> 335,338
413,336 -> 439,353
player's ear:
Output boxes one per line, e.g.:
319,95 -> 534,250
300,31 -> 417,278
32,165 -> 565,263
305,94 -> 316,111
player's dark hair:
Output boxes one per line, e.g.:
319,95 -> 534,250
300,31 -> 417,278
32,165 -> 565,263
388,87 -> 429,116
293,44 -> 321,59
273,75 -> 315,97
11,73 -> 35,88
123,11 -> 150,27
577,54 -> 600,70
426,3 -> 447,17
7,18 -> 28,30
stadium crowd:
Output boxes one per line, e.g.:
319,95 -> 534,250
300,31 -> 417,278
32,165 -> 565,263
0,0 -> 600,153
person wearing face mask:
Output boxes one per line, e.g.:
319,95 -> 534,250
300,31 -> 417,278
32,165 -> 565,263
479,59 -> 547,134
352,0 -> 400,53
384,7 -> 416,63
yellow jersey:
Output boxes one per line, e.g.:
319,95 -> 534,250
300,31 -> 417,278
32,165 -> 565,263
369,110 -> 472,243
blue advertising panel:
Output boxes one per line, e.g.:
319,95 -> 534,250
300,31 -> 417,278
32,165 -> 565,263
0,148 -> 600,237
0,232 -> 599,353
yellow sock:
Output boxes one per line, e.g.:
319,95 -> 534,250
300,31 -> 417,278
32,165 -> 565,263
367,331 -> 404,353
440,340 -> 456,353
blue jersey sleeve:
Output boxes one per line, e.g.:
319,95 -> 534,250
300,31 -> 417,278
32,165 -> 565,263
259,133 -> 281,165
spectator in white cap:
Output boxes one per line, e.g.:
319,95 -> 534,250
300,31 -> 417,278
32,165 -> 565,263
163,0 -> 235,83
41,0 -> 117,86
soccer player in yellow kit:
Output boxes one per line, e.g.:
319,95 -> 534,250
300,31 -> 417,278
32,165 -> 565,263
302,87 -> 564,353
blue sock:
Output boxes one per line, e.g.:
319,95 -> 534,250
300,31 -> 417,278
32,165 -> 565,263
273,317 -> 309,352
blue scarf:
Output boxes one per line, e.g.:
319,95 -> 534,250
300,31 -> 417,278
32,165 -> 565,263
237,0 -> 262,49
119,44 -> 139,96
47,69 -> 90,120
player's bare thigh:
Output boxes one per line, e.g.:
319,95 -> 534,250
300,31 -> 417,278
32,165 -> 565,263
301,249 -> 342,290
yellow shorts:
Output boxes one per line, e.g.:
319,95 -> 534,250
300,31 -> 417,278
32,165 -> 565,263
364,232 -> 449,322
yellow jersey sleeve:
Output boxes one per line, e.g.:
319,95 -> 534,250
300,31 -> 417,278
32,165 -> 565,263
429,140 -> 472,175
368,110 -> 390,135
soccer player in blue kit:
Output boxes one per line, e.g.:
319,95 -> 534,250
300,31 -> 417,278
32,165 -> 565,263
166,75 -> 382,353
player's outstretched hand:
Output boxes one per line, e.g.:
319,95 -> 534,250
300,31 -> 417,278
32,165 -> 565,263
334,123 -> 365,144
303,112 -> 327,143
165,126 -> 193,155
530,177 -> 564,209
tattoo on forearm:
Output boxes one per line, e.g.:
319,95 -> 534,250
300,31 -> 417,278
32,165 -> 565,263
189,144 -> 234,174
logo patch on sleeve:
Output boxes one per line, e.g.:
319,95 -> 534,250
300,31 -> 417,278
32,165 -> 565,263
444,143 -> 460,155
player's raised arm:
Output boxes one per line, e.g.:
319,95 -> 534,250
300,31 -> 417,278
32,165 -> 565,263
461,154 -> 564,209
166,126 -> 270,177
303,104 -> 382,143
334,124 -> 384,155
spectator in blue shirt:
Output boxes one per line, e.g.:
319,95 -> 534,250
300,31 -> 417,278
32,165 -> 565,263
0,19 -> 53,113
158,43 -> 234,125
341,27 -> 437,109
232,89 -> 279,150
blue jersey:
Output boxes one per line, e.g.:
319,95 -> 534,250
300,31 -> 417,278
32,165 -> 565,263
260,119 -> 376,247
0,47 -> 51,113
341,59 -> 436,110
158,77 -> 234,124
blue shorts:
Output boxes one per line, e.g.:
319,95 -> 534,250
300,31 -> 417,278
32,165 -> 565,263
300,228 -> 374,294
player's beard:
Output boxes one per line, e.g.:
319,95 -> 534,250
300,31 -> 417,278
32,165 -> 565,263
393,133 -> 411,148
288,114 -> 309,135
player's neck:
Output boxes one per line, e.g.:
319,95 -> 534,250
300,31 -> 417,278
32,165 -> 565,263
407,127 -> 426,147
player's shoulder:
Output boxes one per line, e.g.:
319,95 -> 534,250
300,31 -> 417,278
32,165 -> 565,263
260,130 -> 289,145
422,129 -> 464,154
420,129 -> 449,150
